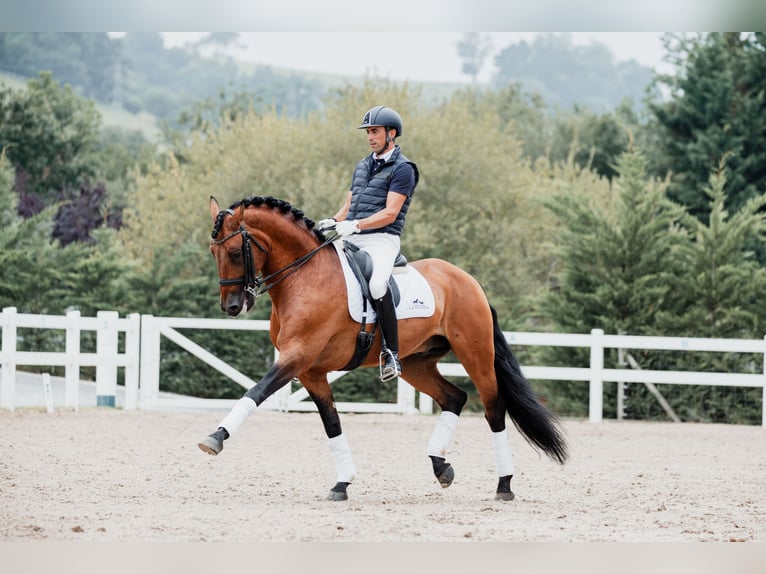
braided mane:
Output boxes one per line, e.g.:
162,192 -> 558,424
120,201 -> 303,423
211,196 -> 321,240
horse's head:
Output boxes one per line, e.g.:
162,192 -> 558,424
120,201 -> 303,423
209,196 -> 262,316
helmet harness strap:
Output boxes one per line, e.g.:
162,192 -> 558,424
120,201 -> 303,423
384,126 -> 394,150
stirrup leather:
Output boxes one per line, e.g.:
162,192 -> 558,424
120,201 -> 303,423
379,348 -> 401,382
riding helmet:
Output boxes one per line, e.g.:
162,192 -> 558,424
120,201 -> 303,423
358,106 -> 403,137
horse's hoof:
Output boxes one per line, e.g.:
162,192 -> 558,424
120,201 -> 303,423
327,482 -> 349,501
495,490 -> 515,501
437,464 -> 455,488
198,435 -> 223,455
430,455 -> 455,488
495,474 -> 514,500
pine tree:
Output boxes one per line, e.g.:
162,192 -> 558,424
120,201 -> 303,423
646,161 -> 766,424
542,150 -> 687,335
659,160 -> 766,339
650,33 -> 766,232
535,150 -> 688,416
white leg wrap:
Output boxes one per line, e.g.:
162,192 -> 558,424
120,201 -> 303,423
328,433 -> 357,483
426,411 -> 459,458
217,397 -> 257,437
492,429 -> 515,477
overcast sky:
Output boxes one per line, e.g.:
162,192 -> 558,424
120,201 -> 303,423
161,32 -> 671,84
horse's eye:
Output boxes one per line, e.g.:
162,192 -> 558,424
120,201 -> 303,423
229,250 -> 242,262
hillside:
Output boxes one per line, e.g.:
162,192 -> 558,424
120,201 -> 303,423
1,70 -> 162,141
1,32 -> 654,140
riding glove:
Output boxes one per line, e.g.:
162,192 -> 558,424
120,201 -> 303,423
316,218 -> 336,232
334,220 -> 360,237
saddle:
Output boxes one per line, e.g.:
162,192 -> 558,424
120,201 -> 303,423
342,241 -> 406,307
338,241 -> 407,372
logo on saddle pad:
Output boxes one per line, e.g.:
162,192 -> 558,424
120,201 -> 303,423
332,242 -> 435,323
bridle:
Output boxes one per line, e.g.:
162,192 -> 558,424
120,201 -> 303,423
211,210 -> 334,299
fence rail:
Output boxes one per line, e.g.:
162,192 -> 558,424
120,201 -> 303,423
2,307 -> 765,426
0,307 -> 140,411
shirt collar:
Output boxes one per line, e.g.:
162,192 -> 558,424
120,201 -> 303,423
373,145 -> 397,163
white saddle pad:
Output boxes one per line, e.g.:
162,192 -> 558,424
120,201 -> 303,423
332,241 -> 435,324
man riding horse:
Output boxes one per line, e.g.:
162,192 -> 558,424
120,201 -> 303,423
198,108 -> 568,502
316,105 -> 419,382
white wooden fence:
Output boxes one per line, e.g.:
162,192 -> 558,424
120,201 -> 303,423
0,307 -> 140,411
2,307 -> 765,426
138,314 -> 424,414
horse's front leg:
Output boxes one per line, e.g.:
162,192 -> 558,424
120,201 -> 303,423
197,359 -> 300,455
302,372 -> 356,501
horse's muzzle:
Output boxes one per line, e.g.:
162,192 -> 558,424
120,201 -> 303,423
221,291 -> 252,317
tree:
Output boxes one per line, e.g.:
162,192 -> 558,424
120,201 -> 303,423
542,101 -> 641,183
650,33 -> 766,225
52,181 -> 122,246
456,33 -> 493,84
0,150 -> 14,227
493,33 -> 653,113
542,150 -> 687,334
658,159 -> 766,339
639,161 -> 766,425
0,71 -> 101,203
535,150 -> 688,416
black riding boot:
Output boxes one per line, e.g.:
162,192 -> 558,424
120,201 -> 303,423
375,288 -> 401,382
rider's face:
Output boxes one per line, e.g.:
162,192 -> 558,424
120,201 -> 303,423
366,126 -> 394,155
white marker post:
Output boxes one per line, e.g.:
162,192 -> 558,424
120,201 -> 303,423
42,373 -> 54,414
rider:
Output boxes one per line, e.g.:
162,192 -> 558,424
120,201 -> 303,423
317,105 -> 419,381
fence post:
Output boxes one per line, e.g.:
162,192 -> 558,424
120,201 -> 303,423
96,311 -> 119,407
123,313 -> 141,410
397,376 -> 417,414
139,315 -> 160,407
419,392 -> 433,414
762,336 -> 766,428
65,309 -> 81,410
1,307 -> 18,411
589,328 -> 604,423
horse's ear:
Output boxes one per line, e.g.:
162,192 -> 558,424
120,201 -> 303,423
209,196 -> 220,221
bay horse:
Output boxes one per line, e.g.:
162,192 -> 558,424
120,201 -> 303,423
198,195 -> 568,501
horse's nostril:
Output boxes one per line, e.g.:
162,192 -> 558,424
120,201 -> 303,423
227,303 -> 240,316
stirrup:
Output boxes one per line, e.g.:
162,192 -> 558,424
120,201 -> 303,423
379,348 -> 401,382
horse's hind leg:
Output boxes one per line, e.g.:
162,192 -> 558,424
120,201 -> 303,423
446,312 -> 516,500
400,351 -> 467,489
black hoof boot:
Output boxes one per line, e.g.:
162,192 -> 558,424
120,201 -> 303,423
430,455 -> 455,488
327,482 -> 350,501
198,427 -> 229,456
495,474 -> 515,501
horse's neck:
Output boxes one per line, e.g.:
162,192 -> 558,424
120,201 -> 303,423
251,220 -> 343,302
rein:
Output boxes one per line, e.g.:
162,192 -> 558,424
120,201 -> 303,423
212,218 -> 334,299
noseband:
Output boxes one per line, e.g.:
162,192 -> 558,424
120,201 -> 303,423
212,224 -> 268,296
211,211 -> 334,299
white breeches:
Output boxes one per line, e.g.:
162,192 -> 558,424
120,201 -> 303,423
344,233 -> 400,299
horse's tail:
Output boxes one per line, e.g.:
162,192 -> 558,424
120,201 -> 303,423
491,306 -> 569,464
